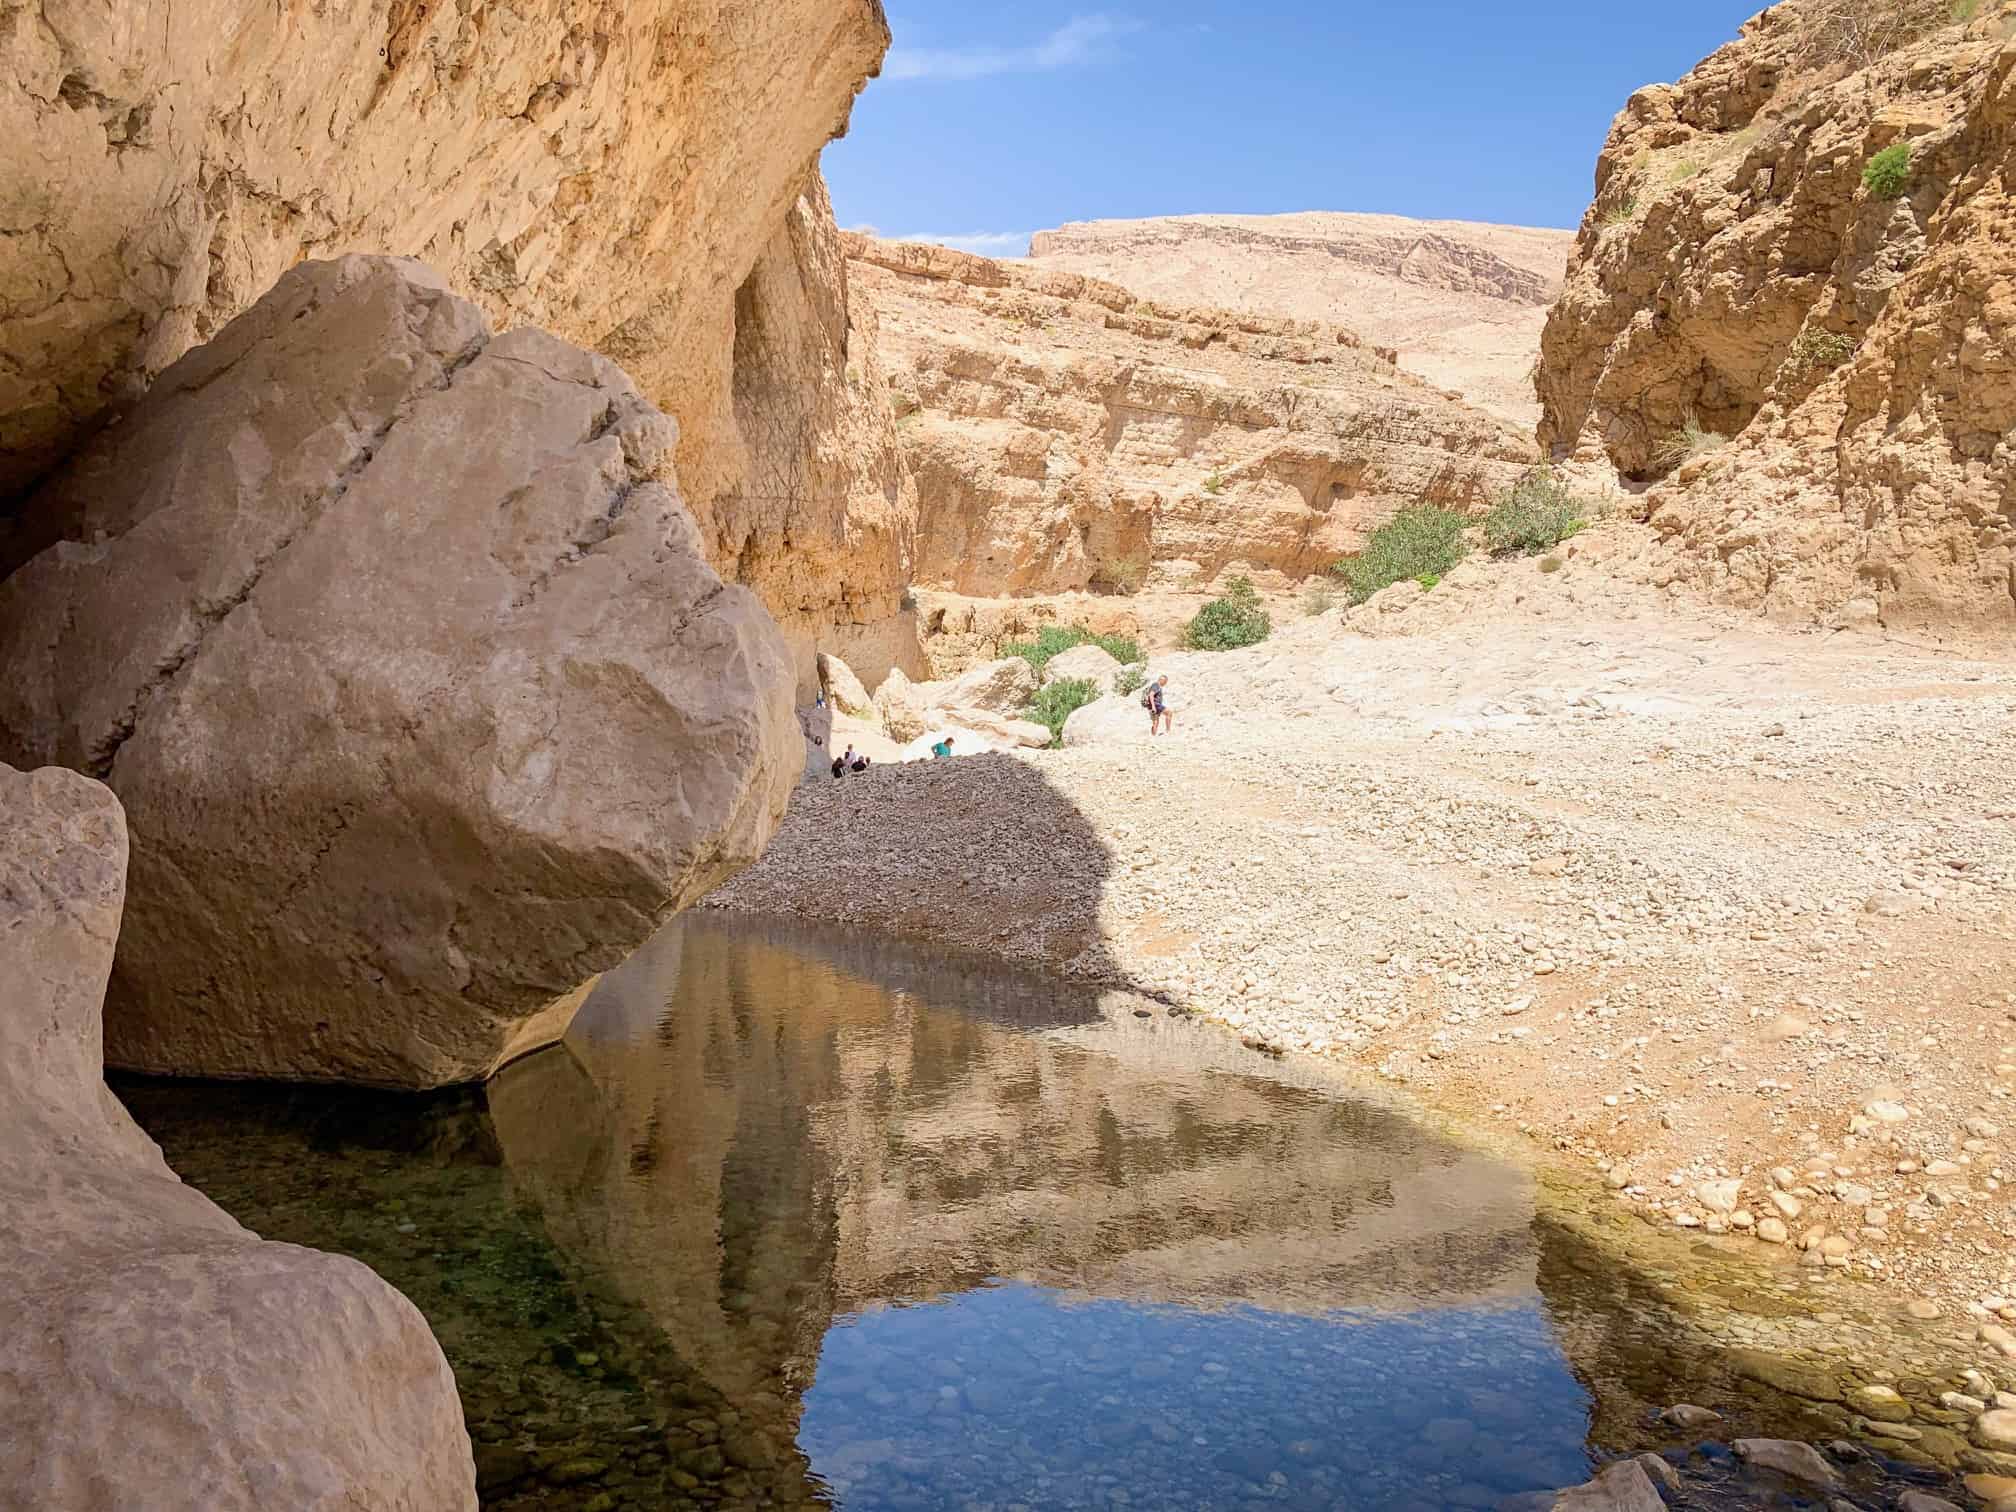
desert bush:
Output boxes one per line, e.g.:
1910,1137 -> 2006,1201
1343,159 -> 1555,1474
1599,197 -> 1639,228
1184,575 -> 1271,651
1538,555 -> 1565,575
1099,555 -> 1149,596
1651,415 -> 1729,472
1025,678 -> 1099,749
1415,574 -> 1441,592
1801,0 -> 1951,69
1788,327 -> 1858,373
1202,471 -> 1228,496
1665,159 -> 1703,185
1863,142 -> 1913,198
1302,582 -> 1338,617
1332,505 -> 1471,604
1001,625 -> 1143,673
1484,468 -> 1591,557
1117,664 -> 1146,696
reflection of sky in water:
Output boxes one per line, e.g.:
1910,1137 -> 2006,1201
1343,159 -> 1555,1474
803,1282 -> 1593,1512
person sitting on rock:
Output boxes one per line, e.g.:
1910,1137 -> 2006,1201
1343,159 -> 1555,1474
852,754 -> 870,774
930,735 -> 955,759
830,755 -> 845,780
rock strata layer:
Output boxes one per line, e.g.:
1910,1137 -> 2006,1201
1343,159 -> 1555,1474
1537,1 -> 2016,631
848,235 -> 1537,599
0,256 -> 799,1088
0,761 -> 475,1509
1026,212 -> 1576,429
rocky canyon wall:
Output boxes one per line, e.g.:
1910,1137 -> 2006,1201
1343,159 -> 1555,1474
1,0 -> 911,683
847,235 -> 1537,600
1537,0 -> 2016,632
1026,212 -> 1576,431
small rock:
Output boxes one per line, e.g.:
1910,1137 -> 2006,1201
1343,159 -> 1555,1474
1697,1178 -> 1743,1214
1906,1299 -> 1942,1320
1896,1493 -> 1963,1512
1977,1409 -> 2016,1452
1734,1438 -> 1840,1488
1757,1217 -> 1789,1243
1847,1383 -> 1912,1423
1941,1392 -> 1987,1414
1769,1190 -> 1804,1220
1657,1404 -> 1724,1430
1865,1100 -> 1911,1124
1551,1459 -> 1665,1512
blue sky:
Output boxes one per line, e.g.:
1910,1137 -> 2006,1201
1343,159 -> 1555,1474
826,2 -> 1762,251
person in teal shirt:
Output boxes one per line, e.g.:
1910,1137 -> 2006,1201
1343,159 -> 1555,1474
930,735 -> 956,759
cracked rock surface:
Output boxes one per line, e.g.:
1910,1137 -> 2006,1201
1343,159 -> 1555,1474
0,256 -> 799,1089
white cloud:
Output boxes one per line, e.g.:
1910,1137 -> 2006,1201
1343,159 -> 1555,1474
891,231 -> 1034,257
884,14 -> 1141,83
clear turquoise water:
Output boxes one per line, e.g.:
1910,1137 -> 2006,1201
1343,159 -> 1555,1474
120,915 -> 1928,1511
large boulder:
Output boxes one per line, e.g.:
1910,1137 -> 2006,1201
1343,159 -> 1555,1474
0,257 -> 799,1089
0,3 -> 916,708
873,665 -> 931,742
1063,693 -> 1152,748
1042,642 -> 1126,690
0,762 -> 475,1510
938,656 -> 1039,715
817,651 -> 876,720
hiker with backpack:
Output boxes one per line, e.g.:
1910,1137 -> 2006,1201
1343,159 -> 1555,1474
1141,675 -> 1173,736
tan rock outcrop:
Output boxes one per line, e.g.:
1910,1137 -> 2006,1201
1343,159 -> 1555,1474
0,761 -> 474,1509
1042,642 -> 1127,689
935,655 -> 1039,715
817,650 -> 876,720
872,665 -> 929,741
848,235 -> 1537,600
0,0 -> 913,689
0,257 -> 798,1088
1026,212 -> 1576,429
1537,2 -> 2016,632
938,706 -> 1053,750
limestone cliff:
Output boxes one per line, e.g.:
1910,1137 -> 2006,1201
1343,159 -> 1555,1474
1537,0 -> 2016,631
0,0 -> 910,683
1025,213 -> 1573,431
847,235 -> 1537,600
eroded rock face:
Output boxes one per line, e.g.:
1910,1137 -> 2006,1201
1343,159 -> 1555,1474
0,0 -> 912,689
1026,212 -> 1576,430
847,235 -> 1537,599
0,762 -> 475,1509
0,257 -> 798,1088
1537,3 -> 2016,631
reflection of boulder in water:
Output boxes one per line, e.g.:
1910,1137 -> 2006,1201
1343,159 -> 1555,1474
490,916 -> 1540,1435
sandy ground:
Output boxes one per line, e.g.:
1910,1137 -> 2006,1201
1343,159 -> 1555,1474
712,576 -> 2016,1326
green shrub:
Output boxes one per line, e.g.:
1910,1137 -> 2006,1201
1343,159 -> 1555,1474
1415,573 -> 1441,592
1863,143 -> 1913,199
1651,415 -> 1728,472
1025,678 -> 1100,749
1302,582 -> 1337,617
1116,664 -> 1146,696
1538,555 -> 1565,575
1484,467 -> 1591,557
1600,197 -> 1639,228
1000,624 -> 1143,673
1184,575 -> 1271,651
1788,327 -> 1857,374
1332,505 -> 1471,604
1202,471 -> 1228,496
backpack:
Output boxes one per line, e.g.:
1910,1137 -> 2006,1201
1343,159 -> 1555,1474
1140,682 -> 1156,709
